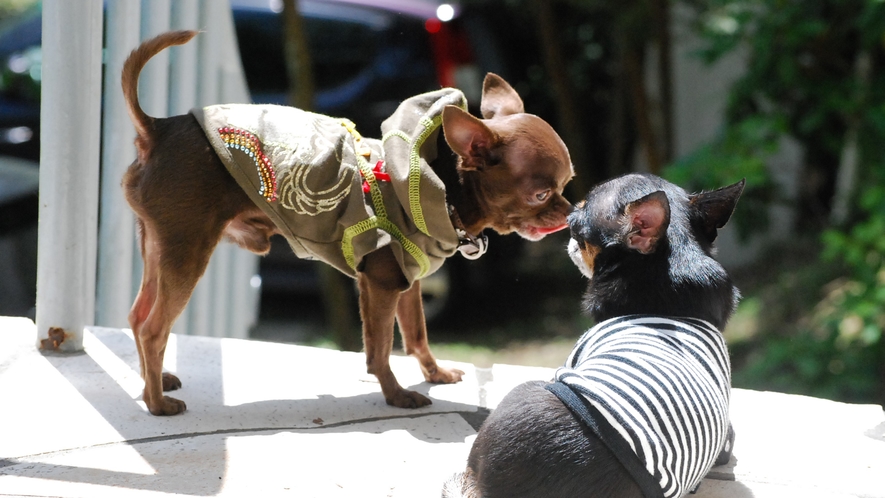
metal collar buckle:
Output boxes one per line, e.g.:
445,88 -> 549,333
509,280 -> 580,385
449,204 -> 488,260
456,228 -> 488,260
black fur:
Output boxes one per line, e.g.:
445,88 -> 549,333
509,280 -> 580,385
443,174 -> 744,498
568,173 -> 744,330
443,381 -> 641,498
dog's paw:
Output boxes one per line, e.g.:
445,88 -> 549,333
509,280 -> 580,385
162,372 -> 182,391
386,388 -> 432,409
148,395 -> 187,416
425,365 -> 465,384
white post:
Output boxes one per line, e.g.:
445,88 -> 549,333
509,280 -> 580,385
36,0 -> 104,351
96,0 -> 141,328
139,0 -> 172,119
169,0 -> 200,115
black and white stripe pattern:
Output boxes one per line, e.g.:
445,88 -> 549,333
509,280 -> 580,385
553,315 -> 731,498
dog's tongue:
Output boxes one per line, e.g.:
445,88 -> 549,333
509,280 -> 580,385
536,224 -> 568,235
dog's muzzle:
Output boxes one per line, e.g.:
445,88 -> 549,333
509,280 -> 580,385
567,238 -> 593,279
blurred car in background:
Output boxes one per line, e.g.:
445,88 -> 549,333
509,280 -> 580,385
0,4 -> 40,316
0,0 -> 533,324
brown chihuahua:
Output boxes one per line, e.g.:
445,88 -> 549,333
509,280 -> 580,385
121,31 -> 573,416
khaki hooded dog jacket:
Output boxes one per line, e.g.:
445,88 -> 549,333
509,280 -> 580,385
192,88 -> 467,283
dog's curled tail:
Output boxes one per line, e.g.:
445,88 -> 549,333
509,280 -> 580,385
121,30 -> 198,147
441,470 -> 480,498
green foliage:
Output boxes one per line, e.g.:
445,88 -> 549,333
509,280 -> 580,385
663,115 -> 783,239
0,1 -> 41,102
820,182 -> 885,345
0,0 -> 38,20
812,103 -> 885,401
726,247 -> 881,403
733,327 -> 880,403
679,0 -> 885,402
690,0 -> 879,150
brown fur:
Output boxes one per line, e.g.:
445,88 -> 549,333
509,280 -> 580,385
121,31 -> 573,415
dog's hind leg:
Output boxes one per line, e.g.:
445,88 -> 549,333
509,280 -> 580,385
464,381 -> 643,498
396,281 -> 464,384
128,219 -> 181,393
130,217 -> 225,415
129,218 -> 155,382
715,423 -> 736,466
123,114 -> 255,415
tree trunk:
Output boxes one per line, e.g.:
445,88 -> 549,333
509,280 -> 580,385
830,51 -> 870,226
624,45 -> 663,173
534,0 -> 593,193
609,32 -> 637,177
652,0 -> 673,165
282,0 -> 314,110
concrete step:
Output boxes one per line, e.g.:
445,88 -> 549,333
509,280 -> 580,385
1,316 -> 883,497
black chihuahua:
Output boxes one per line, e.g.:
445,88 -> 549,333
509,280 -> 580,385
443,173 -> 744,498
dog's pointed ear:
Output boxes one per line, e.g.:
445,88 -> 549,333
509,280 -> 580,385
442,105 -> 500,171
480,73 -> 525,119
689,179 -> 745,243
622,191 -> 670,254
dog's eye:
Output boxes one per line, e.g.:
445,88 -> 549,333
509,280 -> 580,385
536,190 -> 551,202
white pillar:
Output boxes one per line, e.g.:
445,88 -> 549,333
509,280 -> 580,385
139,0 -> 172,117
36,0 -> 104,351
96,0 -> 141,328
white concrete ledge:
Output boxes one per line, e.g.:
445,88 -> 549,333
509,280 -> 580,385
1,316 -> 883,497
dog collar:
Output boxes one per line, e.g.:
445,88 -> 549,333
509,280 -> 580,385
448,205 -> 489,260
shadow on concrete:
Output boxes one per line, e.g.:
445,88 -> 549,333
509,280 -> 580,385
696,477 -> 757,497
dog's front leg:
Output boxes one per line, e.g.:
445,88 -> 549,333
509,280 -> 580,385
397,281 -> 464,384
358,248 -> 432,408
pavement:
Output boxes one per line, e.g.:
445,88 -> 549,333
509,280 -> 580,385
1,315 -> 884,497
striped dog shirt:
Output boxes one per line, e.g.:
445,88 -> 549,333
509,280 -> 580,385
548,315 -> 731,498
